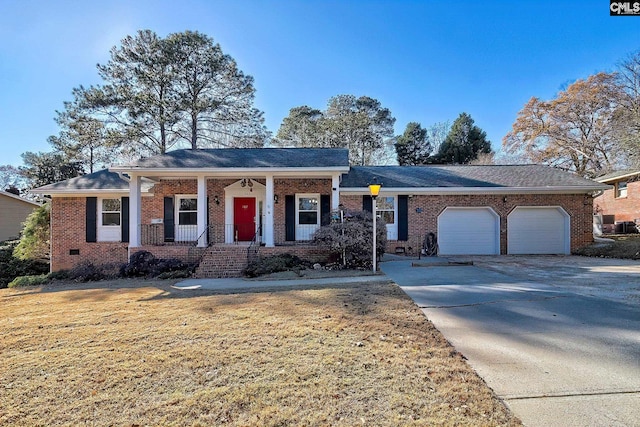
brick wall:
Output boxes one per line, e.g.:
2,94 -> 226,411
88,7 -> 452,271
50,183 -> 595,273
340,193 -> 594,255
272,178 -> 333,243
593,180 -> 640,222
50,197 -> 129,271
49,178 -> 332,272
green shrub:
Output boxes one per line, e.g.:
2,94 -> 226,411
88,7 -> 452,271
244,253 -> 311,278
47,269 -> 70,281
156,269 -> 193,279
8,274 -> 50,288
14,203 -> 50,261
0,240 -> 49,289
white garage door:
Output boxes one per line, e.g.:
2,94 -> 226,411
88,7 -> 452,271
438,207 -> 500,255
508,207 -> 570,255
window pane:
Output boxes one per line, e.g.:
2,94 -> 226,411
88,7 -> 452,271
380,211 -> 394,224
102,213 -> 121,226
377,197 -> 394,210
179,212 -> 198,225
102,199 -> 121,212
299,212 -> 318,225
298,197 -> 318,211
617,182 -> 628,197
180,198 -> 197,211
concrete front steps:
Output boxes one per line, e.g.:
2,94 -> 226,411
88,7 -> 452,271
194,245 -> 251,278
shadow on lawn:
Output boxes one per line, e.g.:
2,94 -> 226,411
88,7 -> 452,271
1,276 -> 400,318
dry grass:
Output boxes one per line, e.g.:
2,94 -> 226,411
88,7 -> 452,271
1,279 -> 520,426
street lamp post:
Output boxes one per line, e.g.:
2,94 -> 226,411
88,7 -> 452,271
368,178 -> 381,273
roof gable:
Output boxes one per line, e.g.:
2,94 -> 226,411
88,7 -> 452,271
596,170 -> 640,183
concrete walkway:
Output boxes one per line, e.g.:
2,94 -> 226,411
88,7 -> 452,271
174,273 -> 390,291
381,257 -> 640,427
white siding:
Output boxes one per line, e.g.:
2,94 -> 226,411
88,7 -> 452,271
0,194 -> 38,241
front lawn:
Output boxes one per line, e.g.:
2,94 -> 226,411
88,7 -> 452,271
0,280 -> 520,426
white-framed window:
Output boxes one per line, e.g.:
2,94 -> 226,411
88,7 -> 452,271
376,196 -> 398,240
296,193 -> 320,240
178,197 -> 198,225
616,181 -> 628,198
176,195 -> 198,242
98,198 -> 121,242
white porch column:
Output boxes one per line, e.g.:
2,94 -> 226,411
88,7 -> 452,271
197,175 -> 207,247
264,174 -> 275,247
129,174 -> 141,248
332,174 -> 341,210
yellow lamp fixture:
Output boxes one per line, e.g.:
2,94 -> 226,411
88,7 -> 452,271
368,178 -> 381,199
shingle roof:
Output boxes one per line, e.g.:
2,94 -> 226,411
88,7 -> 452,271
31,169 -> 155,194
340,165 -> 609,190
0,190 -> 41,206
118,148 -> 350,169
31,156 -> 608,194
595,169 -> 640,183
32,169 -> 128,193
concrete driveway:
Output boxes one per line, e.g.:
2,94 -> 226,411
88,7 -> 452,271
381,256 -> 640,427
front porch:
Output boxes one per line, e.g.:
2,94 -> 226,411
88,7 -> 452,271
104,148 -> 350,278
128,175 -> 339,278
126,174 -> 341,249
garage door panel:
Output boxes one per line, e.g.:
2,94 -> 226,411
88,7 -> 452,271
438,208 -> 499,255
508,207 -> 569,255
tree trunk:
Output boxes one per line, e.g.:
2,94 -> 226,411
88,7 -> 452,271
191,112 -> 198,149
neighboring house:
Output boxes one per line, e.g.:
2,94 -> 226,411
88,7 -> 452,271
0,190 -> 40,242
32,148 -> 608,277
593,170 -> 640,233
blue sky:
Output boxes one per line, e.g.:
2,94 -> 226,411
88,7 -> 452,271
1,0 -> 639,167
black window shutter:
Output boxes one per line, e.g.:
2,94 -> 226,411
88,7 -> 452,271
320,195 -> 331,226
398,195 -> 408,241
86,197 -> 97,242
363,195 -> 372,213
285,195 -> 295,241
164,197 -> 175,242
121,197 -> 130,243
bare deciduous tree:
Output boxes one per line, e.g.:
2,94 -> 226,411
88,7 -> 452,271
503,72 -> 624,178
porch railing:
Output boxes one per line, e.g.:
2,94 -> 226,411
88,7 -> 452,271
140,223 -> 263,246
247,226 -> 262,264
140,223 -> 325,246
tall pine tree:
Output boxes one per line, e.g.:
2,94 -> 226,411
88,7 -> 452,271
394,122 -> 432,165
434,113 -> 491,164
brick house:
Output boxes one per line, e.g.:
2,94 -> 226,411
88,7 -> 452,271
593,170 -> 640,233
32,148 -> 608,277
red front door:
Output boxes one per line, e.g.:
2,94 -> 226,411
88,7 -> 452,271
234,197 -> 256,241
